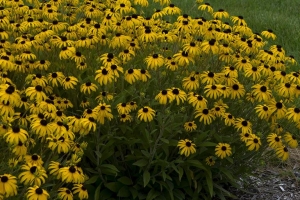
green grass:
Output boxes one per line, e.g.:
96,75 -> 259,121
171,0 -> 300,65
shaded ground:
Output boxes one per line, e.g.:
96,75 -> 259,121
231,148 -> 300,200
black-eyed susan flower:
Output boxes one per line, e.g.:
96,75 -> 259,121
58,187 -> 73,200
95,67 -> 114,85
240,132 -> 253,142
268,99 -> 286,119
200,39 -> 219,54
80,82 -> 98,94
124,68 -> 140,84
116,103 -> 131,114
222,113 -> 235,126
284,132 -> 298,148
205,156 -> 215,166
184,121 -> 197,132
19,163 -> 48,186
73,184 -> 88,200
230,82 -> 245,99
285,107 -> 300,122
267,133 -> 282,149
48,161 -> 63,178
213,9 -> 229,19
215,143 -> 232,159
194,108 -> 216,125
276,146 -> 289,161
177,139 -> 196,157
204,84 -> 223,99
169,87 -> 186,105
24,154 -> 44,166
200,71 -> 221,85
155,89 -> 174,105
145,53 -> 164,70
137,106 -> 155,122
187,93 -> 207,109
27,186 -> 49,200
198,3 -> 213,13
62,76 -> 78,90
251,84 -> 272,102
25,85 -> 47,102
139,69 -> 151,82
59,165 -> 85,183
4,126 -> 28,145
163,3 -> 181,15
261,29 -> 276,40
120,113 -> 133,122
94,103 -> 113,124
12,141 -> 27,156
0,84 -> 20,106
31,119 -> 55,137
47,72 -> 65,87
245,134 -> 261,151
234,118 -> 252,134
0,174 -> 18,198
255,104 -> 271,120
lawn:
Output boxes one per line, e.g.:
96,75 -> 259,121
172,0 -> 300,64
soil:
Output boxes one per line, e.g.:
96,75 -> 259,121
230,148 -> 300,200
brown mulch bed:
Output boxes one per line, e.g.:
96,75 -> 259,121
230,148 -> 300,200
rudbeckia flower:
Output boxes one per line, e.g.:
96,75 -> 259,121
124,68 -> 140,84
215,143 -> 232,159
184,121 -> 197,132
73,184 -> 89,200
261,29 -> 276,40
27,186 -> 49,200
137,106 -> 156,122
284,132 -> 298,148
194,108 -> 216,125
0,174 -> 18,198
19,163 -> 48,186
59,165 -> 85,183
245,134 -> 261,151
205,156 -> 216,166
4,126 -> 28,145
145,53 -> 164,70
276,146 -> 289,161
177,139 -> 196,157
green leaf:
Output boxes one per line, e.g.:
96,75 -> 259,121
117,186 -> 131,197
133,159 -> 148,167
100,164 -> 119,176
205,171 -> 213,197
160,138 -> 169,144
118,176 -> 133,185
85,175 -> 99,185
185,160 -> 208,171
141,150 -> 150,158
199,142 -> 217,147
178,166 -> 184,181
219,167 -> 234,182
94,184 -> 101,200
129,187 -> 138,199
146,188 -> 160,200
143,170 -> 151,187
225,156 -> 234,164
105,182 -> 122,193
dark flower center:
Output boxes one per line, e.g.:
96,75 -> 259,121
30,166 -> 37,173
0,176 -> 8,182
172,89 -> 179,95
186,142 -> 191,147
35,85 -> 43,91
203,109 -> 209,114
69,166 -> 76,173
260,86 -> 267,92
276,102 -> 283,109
294,108 -> 300,113
35,188 -> 43,194
241,121 -> 248,126
221,146 -> 227,151
143,108 -> 148,112
32,154 -> 39,160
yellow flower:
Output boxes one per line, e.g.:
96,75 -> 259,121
137,106 -> 156,122
0,174 -> 18,198
215,143 -> 232,159
177,139 -> 196,157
